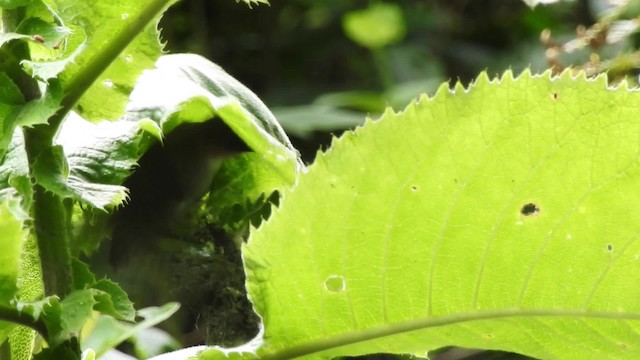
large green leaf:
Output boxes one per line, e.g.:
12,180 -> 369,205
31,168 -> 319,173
200,70 -> 640,360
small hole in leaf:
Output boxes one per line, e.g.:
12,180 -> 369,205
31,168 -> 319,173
103,79 -> 114,88
521,203 -> 540,216
607,244 -> 613,252
324,275 -> 346,293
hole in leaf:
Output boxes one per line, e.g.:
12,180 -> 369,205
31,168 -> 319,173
103,79 -> 114,88
324,275 -> 346,293
520,203 -> 540,216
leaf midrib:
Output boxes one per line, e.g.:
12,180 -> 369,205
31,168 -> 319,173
260,308 -> 640,360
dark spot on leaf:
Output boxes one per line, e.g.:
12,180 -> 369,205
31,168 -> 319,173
607,244 -> 613,252
551,92 -> 559,100
329,183 -> 336,188
411,185 -> 418,191
520,203 -> 540,216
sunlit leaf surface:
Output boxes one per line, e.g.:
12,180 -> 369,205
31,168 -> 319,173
201,71 -> 640,360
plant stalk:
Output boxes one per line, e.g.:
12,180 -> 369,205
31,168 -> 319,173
3,7 -> 73,298
0,303 -> 48,339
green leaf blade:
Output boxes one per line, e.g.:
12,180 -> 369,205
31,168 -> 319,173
126,53 -> 302,192
0,196 -> 29,304
212,70 -> 640,360
52,0 -> 175,121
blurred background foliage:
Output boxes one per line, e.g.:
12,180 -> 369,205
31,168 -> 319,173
161,0 -> 640,162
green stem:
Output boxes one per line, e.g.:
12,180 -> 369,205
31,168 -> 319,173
22,124 -> 72,298
0,303 -> 48,339
372,47 -> 393,91
2,8 -> 71,298
50,0 -> 175,131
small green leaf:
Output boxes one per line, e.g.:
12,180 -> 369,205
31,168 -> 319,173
42,290 -> 95,346
207,153 -> 289,227
22,43 -> 85,82
13,80 -> 62,128
34,116 -> 134,209
55,112 -> 145,189
70,259 -> 96,291
82,303 -> 180,357
343,3 -> 406,49
16,16 -> 72,59
91,280 -> 135,322
70,259 -> 135,321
